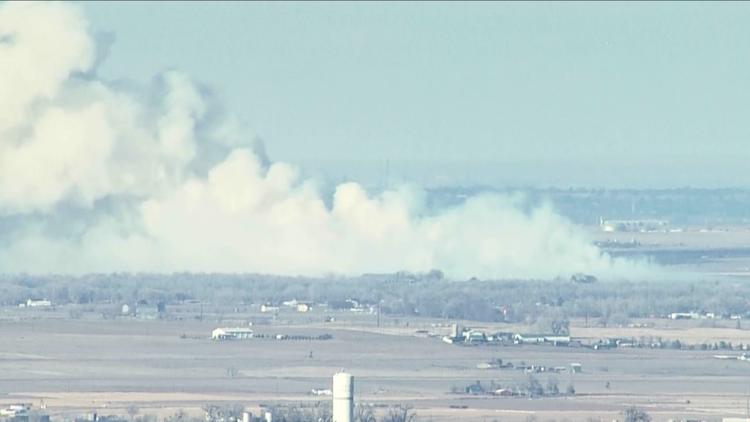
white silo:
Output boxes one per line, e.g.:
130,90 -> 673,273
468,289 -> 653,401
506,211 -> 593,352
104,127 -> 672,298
332,372 -> 354,422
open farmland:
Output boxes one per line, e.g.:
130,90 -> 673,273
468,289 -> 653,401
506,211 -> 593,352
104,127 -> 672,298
3,306 -> 750,422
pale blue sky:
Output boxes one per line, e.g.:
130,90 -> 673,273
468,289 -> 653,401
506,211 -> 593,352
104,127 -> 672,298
80,2 -> 750,188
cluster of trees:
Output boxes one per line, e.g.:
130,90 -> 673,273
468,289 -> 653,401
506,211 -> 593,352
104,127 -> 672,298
252,404 -> 416,422
455,376 -> 574,398
622,407 -> 652,422
602,336 -> 750,351
38,403 -> 655,422
74,404 -> 417,422
2,273 -> 749,324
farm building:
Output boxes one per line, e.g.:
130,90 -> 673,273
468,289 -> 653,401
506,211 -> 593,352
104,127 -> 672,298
211,327 -> 254,340
0,404 -> 31,417
669,312 -> 700,320
514,333 -> 547,344
260,304 -> 280,313
514,333 -> 571,345
544,335 -> 571,346
21,299 -> 52,308
464,330 -> 487,344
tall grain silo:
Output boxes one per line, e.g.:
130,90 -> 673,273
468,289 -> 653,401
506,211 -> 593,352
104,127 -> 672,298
332,372 -> 354,422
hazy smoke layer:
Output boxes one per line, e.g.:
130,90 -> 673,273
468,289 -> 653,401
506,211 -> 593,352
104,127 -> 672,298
0,2 -> 648,279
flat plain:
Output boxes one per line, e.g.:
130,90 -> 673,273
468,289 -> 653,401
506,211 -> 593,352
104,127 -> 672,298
2,305 -> 750,422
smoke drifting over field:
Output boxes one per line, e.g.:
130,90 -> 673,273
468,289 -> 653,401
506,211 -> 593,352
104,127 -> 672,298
0,2 -> 648,279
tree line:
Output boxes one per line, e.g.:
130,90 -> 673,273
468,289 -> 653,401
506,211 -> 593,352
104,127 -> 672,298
1,273 -> 747,324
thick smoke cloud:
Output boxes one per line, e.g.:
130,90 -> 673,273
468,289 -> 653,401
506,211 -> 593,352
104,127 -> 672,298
0,2 -> 649,279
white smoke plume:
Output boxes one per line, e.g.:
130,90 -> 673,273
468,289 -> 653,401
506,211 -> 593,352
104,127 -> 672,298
0,2 -> 649,279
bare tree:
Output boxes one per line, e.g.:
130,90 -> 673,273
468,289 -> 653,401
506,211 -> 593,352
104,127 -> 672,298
226,366 -> 238,378
382,405 -> 417,422
354,404 -> 376,422
266,404 -> 332,422
622,406 -> 651,422
126,405 -> 139,422
526,375 -> 544,397
546,377 -> 559,396
135,415 -> 157,422
163,410 -> 188,422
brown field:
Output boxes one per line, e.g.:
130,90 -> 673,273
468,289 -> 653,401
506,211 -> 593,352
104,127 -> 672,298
2,306 -> 750,422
